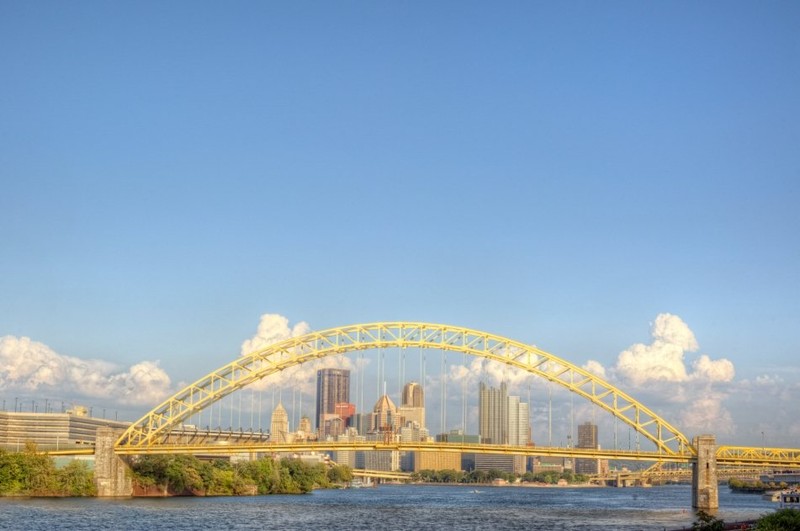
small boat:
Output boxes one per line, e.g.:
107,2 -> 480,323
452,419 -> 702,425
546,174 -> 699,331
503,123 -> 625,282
350,478 -> 374,489
471,489 -> 483,494
779,488 -> 800,509
763,490 -> 781,502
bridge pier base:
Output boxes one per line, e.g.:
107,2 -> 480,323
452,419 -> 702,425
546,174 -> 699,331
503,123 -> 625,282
94,427 -> 132,497
692,434 -> 718,512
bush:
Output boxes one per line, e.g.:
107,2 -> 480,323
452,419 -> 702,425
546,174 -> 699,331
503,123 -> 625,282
0,444 -> 93,496
691,510 -> 725,531
755,508 -> 800,530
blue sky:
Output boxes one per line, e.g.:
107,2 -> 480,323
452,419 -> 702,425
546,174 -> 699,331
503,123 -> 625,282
1,2 -> 798,446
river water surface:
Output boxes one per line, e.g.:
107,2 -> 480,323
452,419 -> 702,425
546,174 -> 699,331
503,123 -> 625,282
0,484 -> 778,530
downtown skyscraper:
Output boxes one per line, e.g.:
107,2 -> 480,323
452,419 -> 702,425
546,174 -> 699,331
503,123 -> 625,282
399,381 -> 426,429
575,420 -> 600,475
478,381 -> 530,446
402,381 -> 424,407
315,368 -> 350,430
479,381 -> 508,444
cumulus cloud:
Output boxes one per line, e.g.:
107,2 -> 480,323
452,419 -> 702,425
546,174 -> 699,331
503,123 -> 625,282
0,335 -> 172,405
559,314 -> 742,442
239,314 -> 365,398
692,354 -> 735,383
678,390 -> 735,436
582,360 -> 606,379
446,355 -> 536,391
719,374 -> 800,445
652,313 -> 698,351
240,313 -> 310,356
614,313 -> 734,386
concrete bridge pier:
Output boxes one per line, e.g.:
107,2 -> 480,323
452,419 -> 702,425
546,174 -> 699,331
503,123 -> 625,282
94,427 -> 133,497
692,434 -> 718,512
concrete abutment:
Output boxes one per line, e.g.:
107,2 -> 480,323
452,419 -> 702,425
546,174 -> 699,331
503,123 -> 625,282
691,434 -> 719,512
94,427 -> 132,497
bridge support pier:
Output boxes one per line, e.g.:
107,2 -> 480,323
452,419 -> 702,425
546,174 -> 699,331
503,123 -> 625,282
692,434 -> 718,512
94,427 -> 132,497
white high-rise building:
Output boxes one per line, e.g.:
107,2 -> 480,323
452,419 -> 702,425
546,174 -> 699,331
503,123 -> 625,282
270,403 -> 290,443
507,396 -> 530,446
399,381 -> 426,429
479,381 -> 508,444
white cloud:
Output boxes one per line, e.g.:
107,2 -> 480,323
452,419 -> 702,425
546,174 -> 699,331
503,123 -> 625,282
240,313 -> 310,356
445,353 -> 537,393
614,313 -> 734,386
616,341 -> 688,385
561,314 -> 746,444
652,313 -> 698,351
608,314 -> 739,440
0,335 -> 172,406
678,389 -> 735,436
692,354 -> 735,383
239,313 -> 366,399
582,360 -> 606,379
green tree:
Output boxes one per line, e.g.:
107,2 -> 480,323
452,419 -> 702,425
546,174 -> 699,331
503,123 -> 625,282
57,460 -> 96,496
756,508 -> 800,530
327,464 -> 353,484
0,449 -> 25,494
20,442 -> 58,495
205,467 -> 235,495
691,510 -> 725,531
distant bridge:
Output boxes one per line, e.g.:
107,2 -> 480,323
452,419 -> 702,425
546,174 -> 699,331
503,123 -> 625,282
350,469 -> 411,481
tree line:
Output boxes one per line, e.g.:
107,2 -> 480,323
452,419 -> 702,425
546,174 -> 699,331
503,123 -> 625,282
728,477 -> 789,492
0,442 -> 95,496
129,453 -> 354,495
0,442 -> 354,497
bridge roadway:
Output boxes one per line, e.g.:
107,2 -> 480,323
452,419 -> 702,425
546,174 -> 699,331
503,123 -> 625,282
350,469 -> 410,481
107,440 -> 800,468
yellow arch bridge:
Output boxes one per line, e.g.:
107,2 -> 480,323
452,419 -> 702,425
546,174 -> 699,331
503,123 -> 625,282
74,322 -> 800,509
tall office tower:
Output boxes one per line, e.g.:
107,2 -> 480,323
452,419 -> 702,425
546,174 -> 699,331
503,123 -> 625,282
507,395 -> 530,446
402,381 -> 424,407
315,368 -> 350,429
575,420 -> 599,475
577,420 -> 598,448
270,402 -> 289,443
479,381 -> 508,444
371,393 -> 398,433
399,381 -> 426,429
349,412 -> 370,436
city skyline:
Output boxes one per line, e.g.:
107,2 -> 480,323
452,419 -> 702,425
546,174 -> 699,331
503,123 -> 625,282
0,314 -> 793,450
1,3 -> 798,449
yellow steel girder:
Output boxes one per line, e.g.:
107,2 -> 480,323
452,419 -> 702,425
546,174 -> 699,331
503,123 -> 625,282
112,440 -> 692,463
116,322 -> 693,456
716,446 -> 800,467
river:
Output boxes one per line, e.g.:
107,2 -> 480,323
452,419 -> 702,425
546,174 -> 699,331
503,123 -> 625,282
0,484 -> 778,530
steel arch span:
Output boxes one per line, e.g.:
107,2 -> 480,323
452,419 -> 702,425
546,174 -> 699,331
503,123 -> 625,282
116,322 -> 694,456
